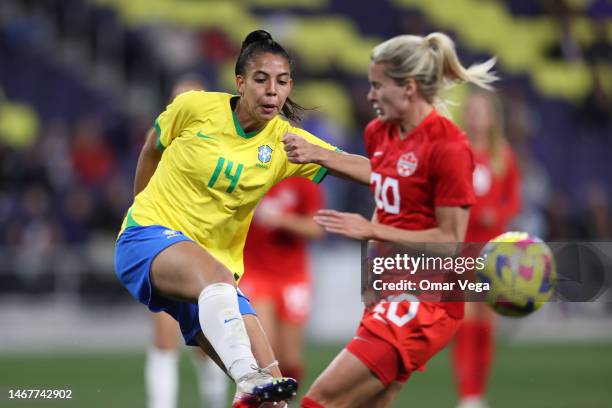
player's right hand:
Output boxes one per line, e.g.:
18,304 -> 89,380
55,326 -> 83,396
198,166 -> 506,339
282,132 -> 320,164
314,209 -> 375,240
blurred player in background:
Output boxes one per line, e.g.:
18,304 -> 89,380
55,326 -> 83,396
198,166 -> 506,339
240,177 -> 325,385
282,32 -> 497,407
114,29 -> 344,407
453,90 -> 521,408
145,75 -> 229,408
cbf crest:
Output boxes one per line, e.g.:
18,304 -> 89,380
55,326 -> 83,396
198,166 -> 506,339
397,152 -> 418,177
258,145 -> 273,163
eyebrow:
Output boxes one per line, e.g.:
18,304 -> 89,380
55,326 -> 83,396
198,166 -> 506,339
253,70 -> 290,77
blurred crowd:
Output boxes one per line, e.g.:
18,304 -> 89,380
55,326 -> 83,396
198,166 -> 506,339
0,0 -> 610,264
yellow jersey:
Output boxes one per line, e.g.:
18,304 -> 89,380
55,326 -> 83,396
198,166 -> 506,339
120,91 -> 335,280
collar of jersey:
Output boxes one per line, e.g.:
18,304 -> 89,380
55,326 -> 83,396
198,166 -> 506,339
396,108 -> 438,140
232,110 -> 263,139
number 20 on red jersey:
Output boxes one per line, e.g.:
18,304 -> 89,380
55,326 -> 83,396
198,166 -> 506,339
372,294 -> 420,327
371,172 -> 400,215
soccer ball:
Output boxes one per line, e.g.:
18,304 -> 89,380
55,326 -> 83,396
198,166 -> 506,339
476,232 -> 556,317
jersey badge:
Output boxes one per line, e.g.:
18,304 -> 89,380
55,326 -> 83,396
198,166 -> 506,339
397,152 -> 418,177
258,145 -> 273,163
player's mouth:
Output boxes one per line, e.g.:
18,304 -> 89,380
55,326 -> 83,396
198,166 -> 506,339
261,104 -> 278,115
372,104 -> 384,116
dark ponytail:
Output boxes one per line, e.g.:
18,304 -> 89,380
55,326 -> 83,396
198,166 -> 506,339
235,30 -> 307,123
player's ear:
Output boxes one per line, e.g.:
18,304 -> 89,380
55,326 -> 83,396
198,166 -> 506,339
236,75 -> 245,96
404,78 -> 417,98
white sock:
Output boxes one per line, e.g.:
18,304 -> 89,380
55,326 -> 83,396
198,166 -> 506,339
197,283 -> 257,381
145,347 -> 179,408
457,396 -> 489,408
195,357 -> 229,408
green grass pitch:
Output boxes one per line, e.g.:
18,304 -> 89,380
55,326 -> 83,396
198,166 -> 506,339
0,341 -> 610,407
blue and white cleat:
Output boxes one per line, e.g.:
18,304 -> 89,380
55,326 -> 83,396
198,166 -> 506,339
232,368 -> 298,408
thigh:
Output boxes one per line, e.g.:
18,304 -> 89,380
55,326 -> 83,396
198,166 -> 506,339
151,241 -> 235,303
278,281 -> 311,326
151,311 -> 181,350
305,348 -> 386,408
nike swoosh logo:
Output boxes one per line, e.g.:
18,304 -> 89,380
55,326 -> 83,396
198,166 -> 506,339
224,318 -> 239,324
373,152 -> 383,157
196,131 -> 214,140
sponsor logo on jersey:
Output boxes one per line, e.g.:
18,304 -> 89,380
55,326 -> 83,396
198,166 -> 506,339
258,145 -> 273,163
397,152 -> 418,177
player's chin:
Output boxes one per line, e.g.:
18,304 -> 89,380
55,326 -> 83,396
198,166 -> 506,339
376,112 -> 389,122
378,112 -> 401,123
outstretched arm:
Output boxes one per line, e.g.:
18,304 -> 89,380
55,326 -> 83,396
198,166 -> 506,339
282,133 -> 371,185
134,128 -> 162,196
314,206 -> 470,244
254,207 -> 324,239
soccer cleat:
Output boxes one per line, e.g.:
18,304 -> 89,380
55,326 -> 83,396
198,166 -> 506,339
232,367 -> 298,408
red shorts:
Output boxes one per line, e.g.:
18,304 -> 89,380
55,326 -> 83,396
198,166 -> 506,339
239,273 -> 311,325
346,300 -> 461,386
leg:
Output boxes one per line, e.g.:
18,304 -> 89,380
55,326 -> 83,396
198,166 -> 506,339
243,314 -> 283,377
303,349 -> 386,408
277,281 -> 311,382
151,241 -> 257,381
152,311 -> 182,350
150,241 -> 235,301
116,230 -> 296,406
192,347 -> 229,408
277,320 -> 305,383
250,300 -> 279,361
146,312 -> 181,408
453,302 -> 495,408
193,314 -> 289,407
192,291 -> 296,406
360,381 -> 402,408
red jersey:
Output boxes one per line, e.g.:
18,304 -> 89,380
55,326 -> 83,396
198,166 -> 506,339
466,144 -> 521,242
243,177 -> 323,279
364,110 -> 476,320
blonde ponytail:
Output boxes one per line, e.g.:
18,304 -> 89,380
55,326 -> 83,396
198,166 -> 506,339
425,33 -> 497,92
371,32 -> 498,108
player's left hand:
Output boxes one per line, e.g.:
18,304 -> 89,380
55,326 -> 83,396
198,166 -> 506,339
282,132 -> 320,164
314,209 -> 374,240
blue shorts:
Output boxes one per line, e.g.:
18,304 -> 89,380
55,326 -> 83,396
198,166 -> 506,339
114,225 -> 256,346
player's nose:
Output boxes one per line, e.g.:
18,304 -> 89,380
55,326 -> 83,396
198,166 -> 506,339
367,87 -> 377,102
266,81 -> 277,96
